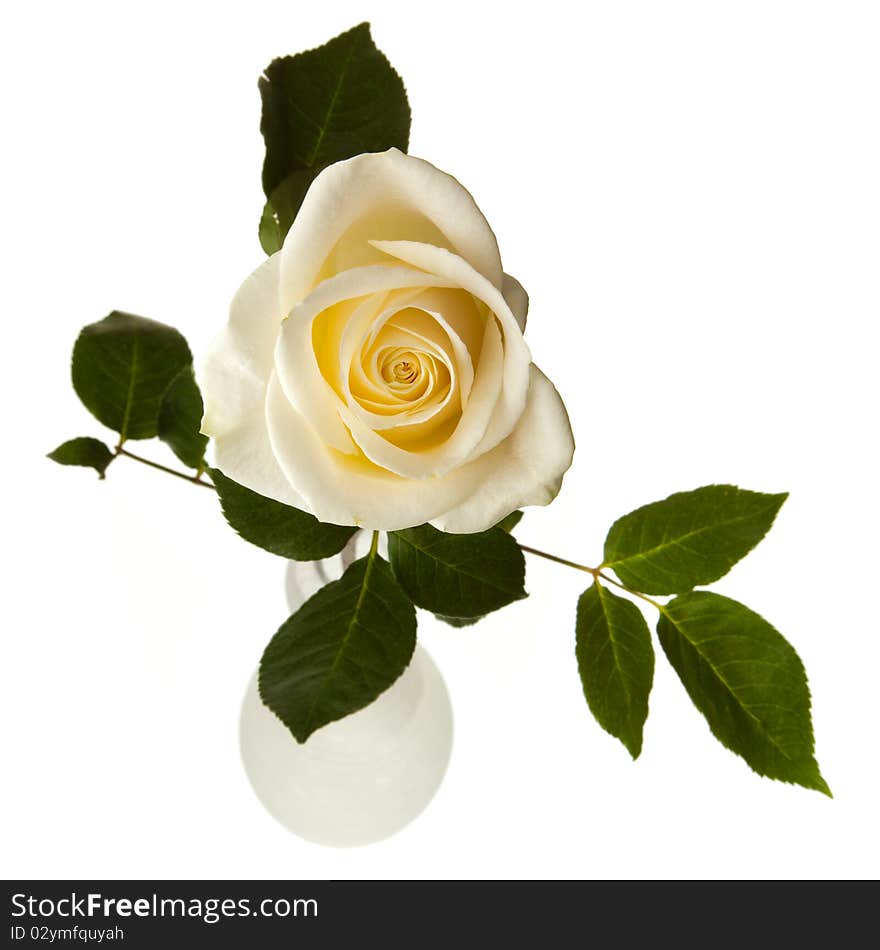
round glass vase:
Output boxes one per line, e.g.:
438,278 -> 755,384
239,533 -> 454,847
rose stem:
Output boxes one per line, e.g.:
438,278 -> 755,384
518,543 -> 665,610
114,446 -> 216,489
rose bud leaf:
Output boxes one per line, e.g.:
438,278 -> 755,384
71,311 -> 193,442
657,591 -> 830,795
602,484 -> 788,595
210,468 -> 357,562
259,21 -> 410,208
259,549 -> 417,743
576,583 -> 654,759
47,437 -> 114,479
157,366 -> 208,471
388,523 -> 527,620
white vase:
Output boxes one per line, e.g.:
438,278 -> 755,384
239,534 -> 454,847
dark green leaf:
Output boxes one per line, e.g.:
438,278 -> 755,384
47,437 -> 114,478
260,22 -> 410,199
388,523 -> 526,619
576,583 -> 654,758
657,591 -> 829,795
603,485 -> 787,595
495,510 -> 523,534
258,167 -> 323,255
71,311 -> 192,442
260,547 -> 417,742
432,513 -> 522,627
157,367 -> 208,470
210,468 -> 357,561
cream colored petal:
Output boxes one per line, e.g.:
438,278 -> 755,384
348,320 -> 455,430
339,317 -> 504,479
264,366 -> 573,533
347,303 -> 468,421
502,273 -> 529,332
430,366 -> 575,533
198,252 -> 304,507
393,307 -> 474,406
404,287 -> 485,365
370,241 -> 532,458
279,149 -> 504,311
265,373 -> 481,529
274,264 -> 456,455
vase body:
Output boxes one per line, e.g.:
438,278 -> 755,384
239,535 -> 454,847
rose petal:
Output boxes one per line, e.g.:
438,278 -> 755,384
350,315 -> 455,428
370,241 -> 532,457
279,149 -> 504,311
430,365 -> 575,533
338,317 -> 504,478
264,365 -> 573,533
274,264 -> 456,455
265,373 -> 484,528
346,303 -> 469,423
199,253 -> 305,507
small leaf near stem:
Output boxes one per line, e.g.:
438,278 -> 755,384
576,579 -> 654,758
48,437 -> 115,478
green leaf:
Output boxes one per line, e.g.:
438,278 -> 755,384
157,367 -> 208,470
259,22 -> 410,199
258,167 -> 322,255
431,513 -> 522,627
434,511 -> 523,627
603,485 -> 787,595
71,312 -> 193,442
495,510 -> 523,534
657,591 -> 829,795
576,583 -> 654,758
210,468 -> 357,561
260,545 -> 417,742
47,437 -> 114,478
387,523 -> 526,620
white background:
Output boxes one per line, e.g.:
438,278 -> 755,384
2,0 -> 878,879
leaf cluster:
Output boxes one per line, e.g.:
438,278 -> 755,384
575,486 -> 828,795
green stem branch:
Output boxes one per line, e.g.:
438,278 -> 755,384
519,542 -> 665,612
114,446 -> 215,489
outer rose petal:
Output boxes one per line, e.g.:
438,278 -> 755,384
265,373 -> 489,529
279,149 -> 504,311
264,364 -> 573,533
198,253 -> 305,508
430,366 -> 575,533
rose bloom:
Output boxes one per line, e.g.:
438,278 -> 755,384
201,149 -> 574,533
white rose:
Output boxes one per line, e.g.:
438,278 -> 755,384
200,148 -> 574,533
